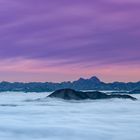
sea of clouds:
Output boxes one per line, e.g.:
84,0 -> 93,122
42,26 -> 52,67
0,92 -> 140,140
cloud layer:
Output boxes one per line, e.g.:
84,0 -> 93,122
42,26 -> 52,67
0,0 -> 140,82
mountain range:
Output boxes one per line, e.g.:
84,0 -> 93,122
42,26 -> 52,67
0,76 -> 140,93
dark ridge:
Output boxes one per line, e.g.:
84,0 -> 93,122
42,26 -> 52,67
48,89 -> 137,101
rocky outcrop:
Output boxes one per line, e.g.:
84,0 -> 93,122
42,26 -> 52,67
48,89 -> 137,100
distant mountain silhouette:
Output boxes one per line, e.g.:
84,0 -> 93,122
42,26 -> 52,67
0,76 -> 140,93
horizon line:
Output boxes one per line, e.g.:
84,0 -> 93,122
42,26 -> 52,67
0,76 -> 140,84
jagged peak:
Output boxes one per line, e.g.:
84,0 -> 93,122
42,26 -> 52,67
89,76 -> 100,82
75,76 -> 101,83
78,78 -> 85,81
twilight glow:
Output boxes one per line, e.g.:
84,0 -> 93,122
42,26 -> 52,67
0,0 -> 140,82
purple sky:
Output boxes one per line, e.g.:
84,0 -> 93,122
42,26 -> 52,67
0,0 -> 140,82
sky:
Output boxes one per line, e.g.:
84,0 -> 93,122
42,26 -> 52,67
0,0 -> 140,82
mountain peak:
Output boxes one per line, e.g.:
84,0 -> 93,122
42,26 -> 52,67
76,76 -> 101,83
89,76 -> 101,82
78,78 -> 85,81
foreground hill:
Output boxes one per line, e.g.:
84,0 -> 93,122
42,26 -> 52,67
48,89 -> 137,100
0,76 -> 140,93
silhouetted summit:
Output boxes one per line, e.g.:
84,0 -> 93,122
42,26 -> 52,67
77,76 -> 100,83
89,76 -> 101,82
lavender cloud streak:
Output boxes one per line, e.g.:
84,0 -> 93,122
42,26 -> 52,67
0,0 -> 140,81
